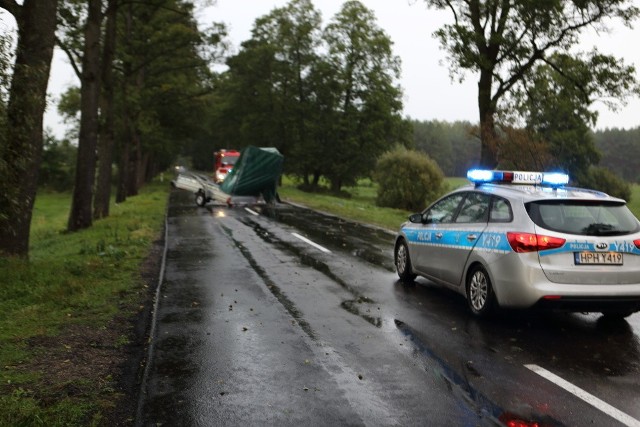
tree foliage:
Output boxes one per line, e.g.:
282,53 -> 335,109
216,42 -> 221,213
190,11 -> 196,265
39,132 -> 77,192
411,119 -> 479,176
594,127 -> 640,182
581,166 -> 631,201
424,0 -> 640,168
214,0 -> 409,193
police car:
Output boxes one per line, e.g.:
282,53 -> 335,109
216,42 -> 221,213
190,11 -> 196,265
394,170 -> 640,318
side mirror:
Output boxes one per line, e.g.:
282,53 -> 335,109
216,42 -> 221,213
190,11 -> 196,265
409,213 -> 423,224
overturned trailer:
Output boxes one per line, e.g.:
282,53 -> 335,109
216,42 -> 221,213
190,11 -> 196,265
171,146 -> 283,207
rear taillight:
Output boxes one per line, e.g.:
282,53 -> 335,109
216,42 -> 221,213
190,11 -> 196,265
507,232 -> 566,253
635,239 -> 640,250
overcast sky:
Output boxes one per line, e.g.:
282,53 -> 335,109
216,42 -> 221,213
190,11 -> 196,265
42,0 -> 640,136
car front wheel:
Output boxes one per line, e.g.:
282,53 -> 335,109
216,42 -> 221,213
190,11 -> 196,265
195,191 -> 207,207
466,265 -> 496,317
395,239 -> 416,282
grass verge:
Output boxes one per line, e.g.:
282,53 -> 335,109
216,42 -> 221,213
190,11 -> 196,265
0,179 -> 169,426
278,176 -> 469,231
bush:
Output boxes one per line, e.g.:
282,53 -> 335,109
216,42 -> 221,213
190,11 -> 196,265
374,146 -> 445,211
579,167 -> 632,201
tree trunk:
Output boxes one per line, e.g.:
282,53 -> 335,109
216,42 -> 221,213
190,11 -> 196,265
126,131 -> 140,197
116,138 -> 130,204
0,0 -> 59,257
94,0 -> 118,220
477,68 -> 499,168
68,0 -> 103,232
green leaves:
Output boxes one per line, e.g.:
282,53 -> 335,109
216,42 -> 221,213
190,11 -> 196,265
424,0 -> 640,167
215,0 -> 408,192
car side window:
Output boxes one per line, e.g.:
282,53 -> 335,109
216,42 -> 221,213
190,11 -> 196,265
455,192 -> 491,223
424,193 -> 465,224
489,197 -> 512,222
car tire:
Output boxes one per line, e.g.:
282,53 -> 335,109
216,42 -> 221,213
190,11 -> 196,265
466,265 -> 496,317
395,239 -> 416,282
195,191 -> 207,207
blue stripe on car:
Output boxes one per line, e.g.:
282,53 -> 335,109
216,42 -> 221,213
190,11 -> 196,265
402,228 -> 511,254
403,228 -> 640,257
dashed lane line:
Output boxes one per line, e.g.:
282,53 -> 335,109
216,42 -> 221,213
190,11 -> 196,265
292,232 -> 331,254
525,364 -> 640,427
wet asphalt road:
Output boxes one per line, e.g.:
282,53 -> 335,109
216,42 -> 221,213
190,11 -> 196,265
137,189 -> 640,426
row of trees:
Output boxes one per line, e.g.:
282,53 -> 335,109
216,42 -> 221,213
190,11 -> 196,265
595,127 -> 640,183
2,0 -> 639,258
413,119 -> 640,184
196,0 -> 409,192
0,0 -> 227,257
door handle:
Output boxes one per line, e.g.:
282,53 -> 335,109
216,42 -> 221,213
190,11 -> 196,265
435,233 -> 443,239
467,234 -> 478,241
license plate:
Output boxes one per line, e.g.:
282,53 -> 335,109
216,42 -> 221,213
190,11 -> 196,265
574,252 -> 623,265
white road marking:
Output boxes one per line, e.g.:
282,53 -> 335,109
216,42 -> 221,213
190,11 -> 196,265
292,232 -> 331,254
244,207 -> 259,216
525,364 -> 640,427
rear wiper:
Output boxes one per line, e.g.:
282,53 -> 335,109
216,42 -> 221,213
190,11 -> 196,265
582,223 -> 624,236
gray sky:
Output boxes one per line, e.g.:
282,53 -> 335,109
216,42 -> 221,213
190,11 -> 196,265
42,0 -> 640,136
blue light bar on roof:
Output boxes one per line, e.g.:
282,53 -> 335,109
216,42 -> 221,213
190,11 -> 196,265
466,169 -> 495,183
541,172 -> 570,186
467,169 -> 569,187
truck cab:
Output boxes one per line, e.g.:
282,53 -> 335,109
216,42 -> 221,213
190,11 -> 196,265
213,149 -> 240,183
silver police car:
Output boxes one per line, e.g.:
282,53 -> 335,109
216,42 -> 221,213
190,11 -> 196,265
394,170 -> 640,318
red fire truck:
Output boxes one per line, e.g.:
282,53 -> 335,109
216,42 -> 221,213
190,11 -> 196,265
213,149 -> 240,183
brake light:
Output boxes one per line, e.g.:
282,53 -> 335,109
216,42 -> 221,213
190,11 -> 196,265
507,232 -> 566,253
635,239 -> 640,249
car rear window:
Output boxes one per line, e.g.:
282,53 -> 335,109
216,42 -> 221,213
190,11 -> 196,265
525,200 -> 640,236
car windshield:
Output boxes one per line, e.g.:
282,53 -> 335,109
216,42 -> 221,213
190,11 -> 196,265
222,155 -> 239,165
525,200 -> 640,236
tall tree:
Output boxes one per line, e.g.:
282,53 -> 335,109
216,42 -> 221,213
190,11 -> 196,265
219,0 -> 322,178
424,0 -> 639,168
67,0 -> 103,231
93,0 -> 118,220
321,0 -> 406,192
0,0 -> 59,257
116,0 -> 221,201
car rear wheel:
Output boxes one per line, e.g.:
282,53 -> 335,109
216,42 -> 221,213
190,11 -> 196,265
466,265 -> 496,317
195,191 -> 207,207
395,239 -> 416,282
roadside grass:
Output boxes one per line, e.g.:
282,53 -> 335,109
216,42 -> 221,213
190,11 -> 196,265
278,175 -> 470,231
0,179 -> 169,426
